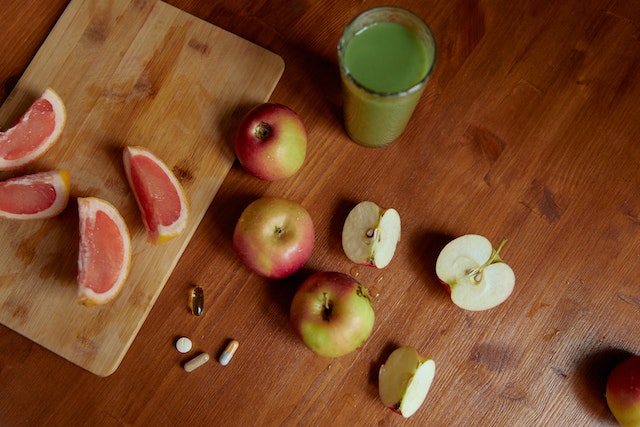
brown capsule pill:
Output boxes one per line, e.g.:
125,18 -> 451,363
183,352 -> 210,372
190,286 -> 204,316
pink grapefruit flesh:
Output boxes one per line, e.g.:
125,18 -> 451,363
77,197 -> 131,306
0,88 -> 66,170
123,146 -> 188,244
0,170 -> 70,219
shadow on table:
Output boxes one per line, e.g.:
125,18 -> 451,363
410,230 -> 455,297
574,347 -> 634,422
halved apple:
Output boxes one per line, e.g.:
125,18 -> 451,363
435,234 -> 515,311
379,346 -> 436,418
342,201 -> 401,268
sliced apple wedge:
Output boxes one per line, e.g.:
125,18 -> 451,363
435,234 -> 515,311
342,201 -> 401,268
379,346 -> 436,418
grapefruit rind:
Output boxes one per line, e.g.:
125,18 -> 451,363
77,197 -> 132,306
0,169 -> 70,220
0,88 -> 67,171
123,146 -> 189,244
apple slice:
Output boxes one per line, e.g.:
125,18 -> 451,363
342,201 -> 401,268
379,346 -> 436,418
435,234 -> 515,311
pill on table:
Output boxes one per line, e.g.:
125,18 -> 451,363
184,352 -> 210,372
219,339 -> 239,366
175,337 -> 192,353
190,286 -> 204,316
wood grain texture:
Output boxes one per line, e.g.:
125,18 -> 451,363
1,0 -> 639,425
0,0 -> 283,377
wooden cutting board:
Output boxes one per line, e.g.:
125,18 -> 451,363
0,0 -> 283,376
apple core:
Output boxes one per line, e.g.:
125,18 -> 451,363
464,238 -> 508,284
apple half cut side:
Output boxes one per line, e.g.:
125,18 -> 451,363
342,201 -> 401,268
379,346 -> 436,418
435,234 -> 515,311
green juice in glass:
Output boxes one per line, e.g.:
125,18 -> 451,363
339,7 -> 436,147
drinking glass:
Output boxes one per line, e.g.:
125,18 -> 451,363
338,7 -> 436,147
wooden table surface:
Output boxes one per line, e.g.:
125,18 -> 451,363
1,0 -> 639,425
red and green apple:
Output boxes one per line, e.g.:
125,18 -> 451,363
607,355 -> 640,427
233,197 -> 314,279
290,271 -> 375,358
234,103 -> 307,181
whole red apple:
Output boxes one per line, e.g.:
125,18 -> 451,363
233,197 -> 314,279
290,271 -> 375,358
607,355 -> 640,426
234,103 -> 307,181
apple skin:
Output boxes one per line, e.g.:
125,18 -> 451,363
290,271 -> 375,358
606,355 -> 640,426
234,103 -> 307,181
232,197 -> 314,279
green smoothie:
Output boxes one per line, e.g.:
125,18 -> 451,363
339,8 -> 436,147
344,22 -> 428,94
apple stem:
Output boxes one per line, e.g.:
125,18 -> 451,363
254,122 -> 272,140
491,238 -> 508,262
322,292 -> 333,321
466,238 -> 508,283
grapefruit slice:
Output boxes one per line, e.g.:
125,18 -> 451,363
77,197 -> 132,306
0,170 -> 70,219
123,146 -> 188,244
0,88 -> 66,170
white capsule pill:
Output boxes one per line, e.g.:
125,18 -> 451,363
219,339 -> 239,366
184,352 -> 210,372
175,337 -> 192,353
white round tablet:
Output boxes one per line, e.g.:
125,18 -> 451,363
175,336 -> 193,353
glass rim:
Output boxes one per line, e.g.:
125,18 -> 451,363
337,6 -> 437,98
